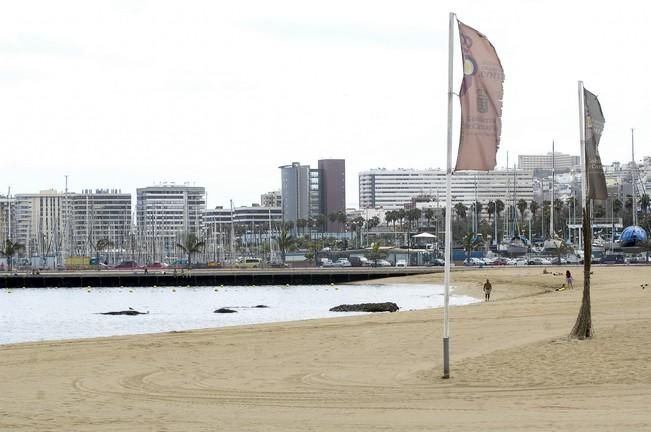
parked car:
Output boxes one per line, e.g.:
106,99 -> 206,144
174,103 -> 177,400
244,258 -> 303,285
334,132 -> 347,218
146,262 -> 169,269
395,259 -> 407,267
528,257 -> 552,265
371,259 -> 392,267
335,258 -> 352,267
492,257 -> 510,266
463,257 -> 484,266
348,256 -> 370,267
115,260 -> 139,270
601,254 -> 625,264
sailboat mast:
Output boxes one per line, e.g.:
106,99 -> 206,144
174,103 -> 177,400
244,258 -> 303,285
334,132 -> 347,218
550,141 -> 555,238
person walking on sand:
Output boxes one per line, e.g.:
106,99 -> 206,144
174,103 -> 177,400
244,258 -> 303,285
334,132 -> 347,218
565,270 -> 574,289
483,279 -> 492,302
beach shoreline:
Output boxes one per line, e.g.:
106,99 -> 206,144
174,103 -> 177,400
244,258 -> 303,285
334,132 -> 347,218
2,266 -> 651,431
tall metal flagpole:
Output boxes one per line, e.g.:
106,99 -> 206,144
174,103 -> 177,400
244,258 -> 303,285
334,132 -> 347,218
631,128 -> 637,227
578,82 -> 587,220
442,11 -> 455,379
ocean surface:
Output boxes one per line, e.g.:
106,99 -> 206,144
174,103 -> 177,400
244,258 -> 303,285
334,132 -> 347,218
0,284 -> 478,345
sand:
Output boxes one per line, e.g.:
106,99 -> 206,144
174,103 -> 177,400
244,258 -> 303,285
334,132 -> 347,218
2,266 -> 651,431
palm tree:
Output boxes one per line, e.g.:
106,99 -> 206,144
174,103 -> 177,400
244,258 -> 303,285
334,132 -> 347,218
336,211 -> 347,235
328,212 -> 337,232
454,203 -> 467,220
294,219 -> 305,237
407,208 -> 422,233
495,199 -> 505,219
529,200 -> 539,221
397,209 -> 406,231
368,241 -> 385,266
423,208 -> 434,230
474,201 -> 483,221
1,239 -> 25,272
176,232 -> 205,269
487,201 -> 495,224
94,238 -> 114,270
277,223 -> 294,263
612,198 -> 623,218
350,216 -> 365,248
463,232 -> 484,262
517,199 -> 528,222
640,194 -> 650,219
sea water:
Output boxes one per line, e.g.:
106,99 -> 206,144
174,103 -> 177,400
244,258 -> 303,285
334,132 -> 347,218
0,284 -> 477,345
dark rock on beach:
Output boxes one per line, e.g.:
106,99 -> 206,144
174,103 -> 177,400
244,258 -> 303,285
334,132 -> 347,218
214,308 -> 238,313
254,305 -> 269,308
329,302 -> 399,313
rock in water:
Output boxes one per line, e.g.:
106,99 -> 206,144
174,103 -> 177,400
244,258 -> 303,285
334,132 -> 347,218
100,310 -> 148,316
329,302 -> 399,313
214,308 -> 238,313
254,305 -> 269,308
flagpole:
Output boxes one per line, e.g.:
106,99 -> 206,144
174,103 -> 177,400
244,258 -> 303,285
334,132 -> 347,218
578,82 -> 587,215
442,11 -> 455,380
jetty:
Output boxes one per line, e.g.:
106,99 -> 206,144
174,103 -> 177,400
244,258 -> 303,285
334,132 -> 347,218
0,267 -> 439,289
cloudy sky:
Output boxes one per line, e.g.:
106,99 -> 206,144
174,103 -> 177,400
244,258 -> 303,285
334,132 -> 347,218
2,0 -> 649,208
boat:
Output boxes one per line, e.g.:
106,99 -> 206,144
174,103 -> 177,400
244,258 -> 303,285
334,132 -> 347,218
507,235 -> 529,256
618,225 -> 647,253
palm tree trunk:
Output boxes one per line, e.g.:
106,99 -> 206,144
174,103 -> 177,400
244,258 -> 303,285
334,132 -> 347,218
571,204 -> 593,339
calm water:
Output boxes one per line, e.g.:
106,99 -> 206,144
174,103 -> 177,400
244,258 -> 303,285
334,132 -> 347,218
0,284 -> 477,345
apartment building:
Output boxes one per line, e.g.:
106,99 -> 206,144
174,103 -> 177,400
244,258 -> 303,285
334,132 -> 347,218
136,185 -> 206,260
359,168 -> 534,210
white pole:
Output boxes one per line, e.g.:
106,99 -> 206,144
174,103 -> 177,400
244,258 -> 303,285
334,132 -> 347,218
442,11 -> 455,379
550,140 -> 555,239
631,128 -> 637,227
578,81 -> 588,224
579,82 -> 587,206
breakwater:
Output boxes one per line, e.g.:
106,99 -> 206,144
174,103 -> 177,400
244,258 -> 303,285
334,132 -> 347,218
0,267 -> 440,288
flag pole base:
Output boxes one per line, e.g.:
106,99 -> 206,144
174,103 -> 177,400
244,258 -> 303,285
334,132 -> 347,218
442,337 -> 450,379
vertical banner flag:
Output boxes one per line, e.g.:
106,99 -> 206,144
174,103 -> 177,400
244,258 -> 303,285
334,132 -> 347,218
583,88 -> 608,200
456,20 -> 504,171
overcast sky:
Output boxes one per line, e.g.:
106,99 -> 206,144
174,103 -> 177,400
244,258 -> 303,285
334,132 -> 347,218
2,0 -> 650,208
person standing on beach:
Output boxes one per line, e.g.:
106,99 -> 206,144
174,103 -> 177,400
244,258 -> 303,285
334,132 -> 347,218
483,279 -> 492,302
565,270 -> 574,289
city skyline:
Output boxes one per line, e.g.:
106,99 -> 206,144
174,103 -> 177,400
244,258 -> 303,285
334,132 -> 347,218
2,1 -> 650,208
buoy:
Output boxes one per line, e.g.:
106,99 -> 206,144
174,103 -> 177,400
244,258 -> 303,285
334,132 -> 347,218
129,289 -> 133,293
87,289 -> 91,293
153,285 -> 157,288
172,288 -> 176,292
214,288 -> 218,292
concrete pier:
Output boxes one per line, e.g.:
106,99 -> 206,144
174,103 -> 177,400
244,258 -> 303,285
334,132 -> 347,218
0,267 -> 440,289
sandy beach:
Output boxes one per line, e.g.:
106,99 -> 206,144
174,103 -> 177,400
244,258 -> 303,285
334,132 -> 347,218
2,266 -> 651,431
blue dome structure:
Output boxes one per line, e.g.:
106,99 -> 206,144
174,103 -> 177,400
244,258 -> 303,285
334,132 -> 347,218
619,225 -> 648,248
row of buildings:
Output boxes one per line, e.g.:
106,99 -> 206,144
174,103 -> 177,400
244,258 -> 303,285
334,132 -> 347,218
1,153 -> 649,262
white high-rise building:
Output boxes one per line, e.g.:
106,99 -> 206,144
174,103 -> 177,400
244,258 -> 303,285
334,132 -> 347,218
14,189 -> 133,259
14,190 -> 65,257
518,152 -> 580,171
136,185 -> 206,261
69,189 -> 132,256
359,168 -> 534,210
